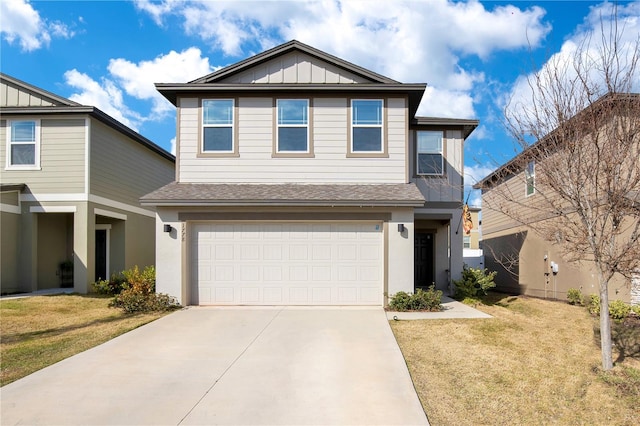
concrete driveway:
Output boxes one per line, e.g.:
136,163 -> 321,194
1,307 -> 428,425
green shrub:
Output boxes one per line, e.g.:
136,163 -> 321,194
389,286 -> 443,312
588,294 -> 601,316
92,273 -> 127,295
566,288 -> 584,305
453,267 -> 497,300
107,265 -> 180,313
111,290 -> 179,314
632,305 -> 640,316
609,300 -> 632,323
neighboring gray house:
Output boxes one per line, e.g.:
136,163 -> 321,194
142,40 -> 478,306
0,73 -> 175,295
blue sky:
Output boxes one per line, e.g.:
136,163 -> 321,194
2,0 -> 639,205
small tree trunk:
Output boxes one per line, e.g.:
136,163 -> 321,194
599,282 -> 614,371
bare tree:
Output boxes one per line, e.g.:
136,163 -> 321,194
481,8 -> 640,370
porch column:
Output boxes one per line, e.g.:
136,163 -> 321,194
73,203 -> 94,294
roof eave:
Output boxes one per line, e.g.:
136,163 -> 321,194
141,200 -> 425,208
1,106 -> 175,163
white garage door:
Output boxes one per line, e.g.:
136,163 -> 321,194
191,222 -> 383,305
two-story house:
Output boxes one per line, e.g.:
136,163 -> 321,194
142,40 -> 477,306
0,73 -> 175,295
474,93 -> 639,305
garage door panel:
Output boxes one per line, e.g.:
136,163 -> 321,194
192,222 -> 382,305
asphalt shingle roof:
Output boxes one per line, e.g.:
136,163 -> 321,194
141,182 -> 425,207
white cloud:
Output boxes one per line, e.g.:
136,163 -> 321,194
0,0 -> 74,51
465,163 -> 496,187
505,1 -> 640,128
107,48 -> 214,119
134,0 -> 552,119
63,48 -> 213,132
64,69 -> 140,130
169,137 -> 176,155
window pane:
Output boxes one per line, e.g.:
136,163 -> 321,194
11,144 -> 35,165
353,127 -> 382,152
278,100 -> 308,125
418,153 -> 443,175
203,100 -> 233,125
12,121 -> 36,142
417,131 -> 442,152
278,128 -> 308,151
352,100 -> 382,125
203,127 -> 233,151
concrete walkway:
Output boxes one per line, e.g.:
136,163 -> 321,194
386,296 -> 492,320
1,307 -> 429,426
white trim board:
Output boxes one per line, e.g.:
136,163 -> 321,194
94,208 -> 127,221
30,206 -> 77,213
0,203 -> 21,214
19,193 -> 155,218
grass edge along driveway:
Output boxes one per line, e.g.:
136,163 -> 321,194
1,294 -> 168,386
391,295 -> 640,425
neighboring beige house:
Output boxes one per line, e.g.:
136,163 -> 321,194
462,206 -> 483,268
0,73 -> 175,294
475,94 -> 639,304
142,40 -> 477,306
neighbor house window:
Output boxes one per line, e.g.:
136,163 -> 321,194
463,235 -> 471,249
202,99 -> 234,153
525,161 -> 535,196
416,131 -> 443,175
277,99 -> 309,152
7,120 -> 39,169
351,99 -> 383,152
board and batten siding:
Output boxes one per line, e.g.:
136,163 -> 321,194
410,129 -> 464,203
218,52 -> 370,84
1,118 -> 86,193
89,119 -> 175,207
0,81 -> 55,107
177,97 -> 407,184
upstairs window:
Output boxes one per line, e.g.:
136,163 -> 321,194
351,100 -> 383,153
202,99 -> 234,153
463,235 -> 471,248
416,131 -> 443,175
277,99 -> 309,152
7,120 -> 39,169
525,161 -> 535,196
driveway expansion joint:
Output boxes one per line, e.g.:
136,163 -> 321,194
177,307 -> 285,425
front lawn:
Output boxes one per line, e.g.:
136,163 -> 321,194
0,294 -> 169,386
391,294 -> 640,425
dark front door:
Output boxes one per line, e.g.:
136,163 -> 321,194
95,229 -> 107,280
414,232 -> 435,290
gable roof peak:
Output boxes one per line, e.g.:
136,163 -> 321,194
190,39 -> 400,85
0,72 -> 82,107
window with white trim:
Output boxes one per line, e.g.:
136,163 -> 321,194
525,161 -> 535,196
7,120 -> 39,169
351,99 -> 383,152
277,99 -> 309,152
416,131 -> 443,175
463,235 -> 471,249
202,99 -> 234,152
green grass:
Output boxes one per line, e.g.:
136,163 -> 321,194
1,294 -> 169,386
391,294 -> 640,425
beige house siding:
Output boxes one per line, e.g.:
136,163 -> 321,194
483,226 -> 631,303
410,129 -> 464,203
218,52 -> 370,84
1,210 -> 20,293
1,118 -> 86,193
177,96 -> 407,184
90,119 -> 174,208
0,81 -> 55,107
